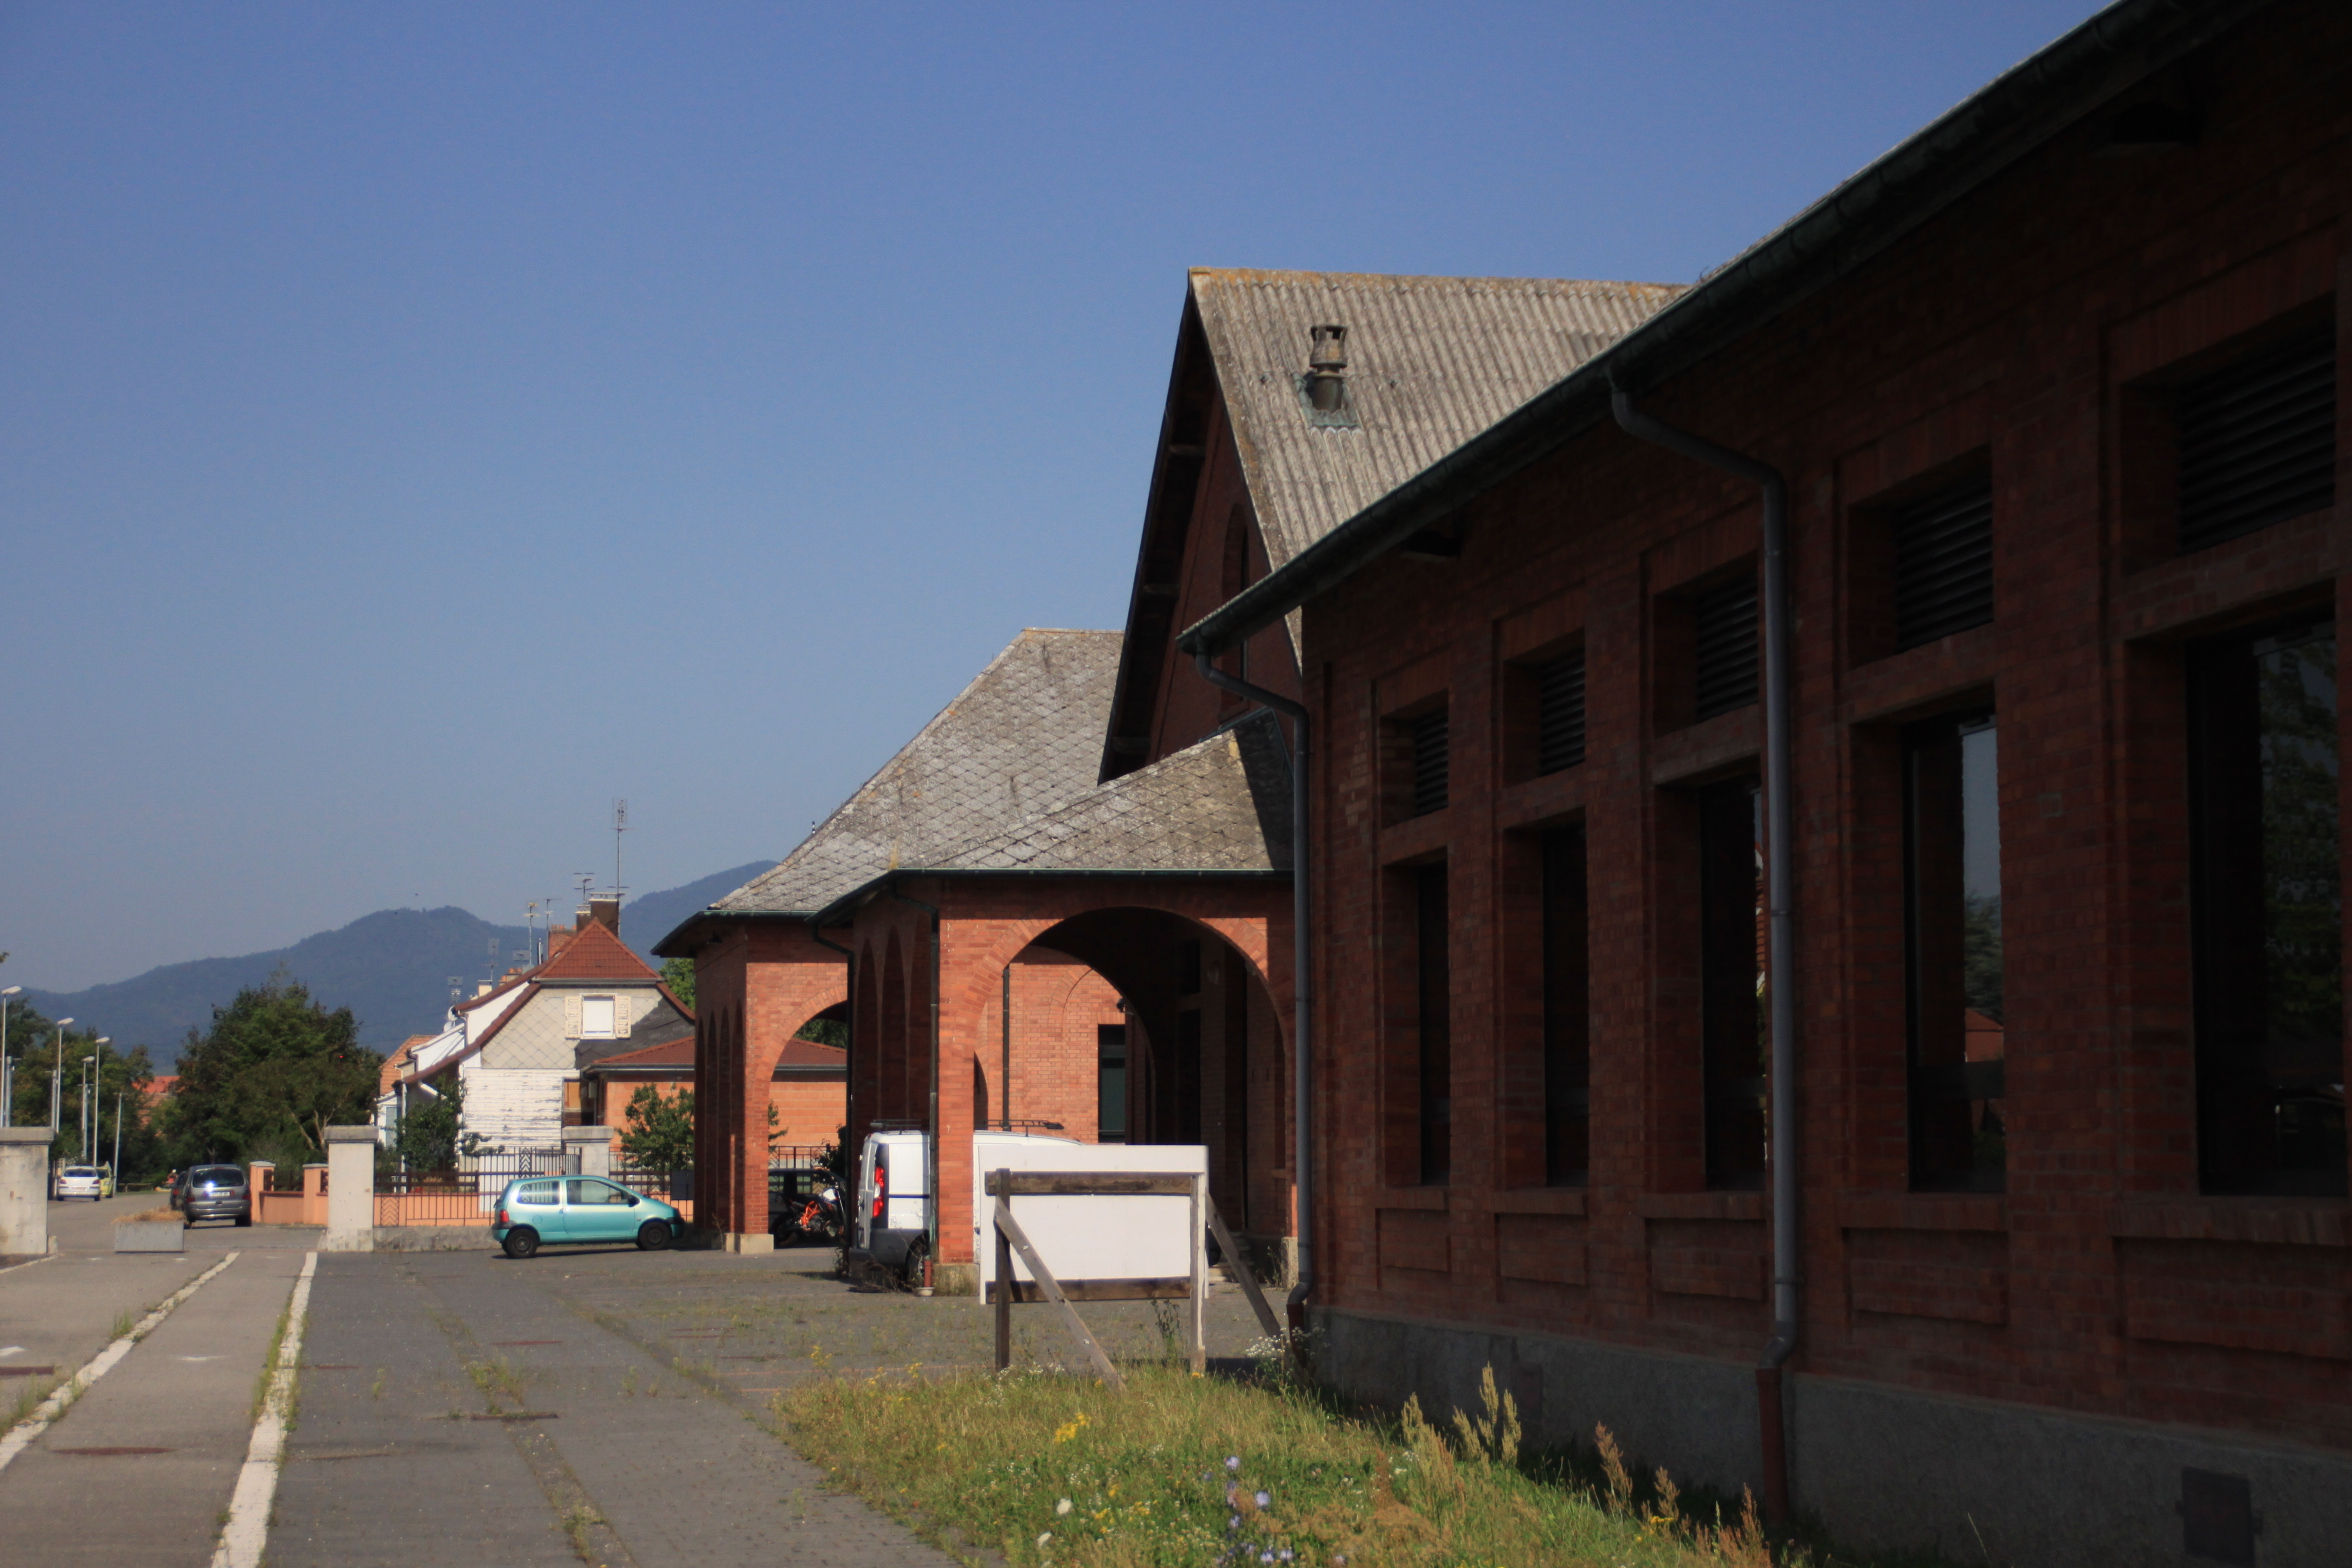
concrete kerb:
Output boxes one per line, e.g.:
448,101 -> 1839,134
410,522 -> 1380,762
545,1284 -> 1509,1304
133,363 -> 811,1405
208,1250 -> 316,1568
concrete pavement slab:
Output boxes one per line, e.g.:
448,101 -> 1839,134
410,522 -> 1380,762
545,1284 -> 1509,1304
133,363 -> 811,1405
0,1248 -> 308,1567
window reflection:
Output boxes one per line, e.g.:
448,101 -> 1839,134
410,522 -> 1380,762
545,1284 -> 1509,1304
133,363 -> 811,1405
1907,712 -> 2005,1191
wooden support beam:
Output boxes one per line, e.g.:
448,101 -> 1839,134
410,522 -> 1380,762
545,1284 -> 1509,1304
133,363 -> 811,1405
990,1176 -> 1126,1393
1207,1198 -> 1283,1343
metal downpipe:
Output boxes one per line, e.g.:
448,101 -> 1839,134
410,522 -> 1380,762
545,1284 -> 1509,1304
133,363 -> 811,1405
887,887 -> 944,1292
1192,655 -> 1315,1335
1611,388 -> 1800,1522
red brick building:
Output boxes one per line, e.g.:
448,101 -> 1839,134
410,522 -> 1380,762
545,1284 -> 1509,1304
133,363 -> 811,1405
1177,2 -> 2349,1561
658,270 -> 1673,1273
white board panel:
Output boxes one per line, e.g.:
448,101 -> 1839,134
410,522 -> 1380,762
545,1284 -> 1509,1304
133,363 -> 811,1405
972,1141 -> 1207,1299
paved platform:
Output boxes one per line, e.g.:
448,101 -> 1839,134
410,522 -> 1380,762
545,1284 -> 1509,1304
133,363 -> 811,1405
2,1215 -> 1268,1565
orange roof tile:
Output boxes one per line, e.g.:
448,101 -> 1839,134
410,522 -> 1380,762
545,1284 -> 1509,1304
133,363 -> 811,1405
535,919 -> 659,983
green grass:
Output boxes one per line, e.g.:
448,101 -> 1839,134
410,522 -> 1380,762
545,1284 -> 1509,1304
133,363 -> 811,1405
780,1362 -> 1785,1568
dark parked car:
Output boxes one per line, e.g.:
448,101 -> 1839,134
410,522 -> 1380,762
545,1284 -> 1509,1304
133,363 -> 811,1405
173,1164 -> 252,1227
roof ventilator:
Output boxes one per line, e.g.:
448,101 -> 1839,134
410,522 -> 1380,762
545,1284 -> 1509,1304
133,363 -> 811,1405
1297,324 -> 1359,429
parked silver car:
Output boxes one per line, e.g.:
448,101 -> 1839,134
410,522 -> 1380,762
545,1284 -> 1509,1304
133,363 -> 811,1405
172,1163 -> 252,1226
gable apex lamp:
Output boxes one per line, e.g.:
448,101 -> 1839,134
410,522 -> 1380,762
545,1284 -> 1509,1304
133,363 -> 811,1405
0,987 -> 19,1128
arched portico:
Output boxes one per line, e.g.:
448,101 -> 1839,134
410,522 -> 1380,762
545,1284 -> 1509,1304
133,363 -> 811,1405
833,872 -> 1292,1283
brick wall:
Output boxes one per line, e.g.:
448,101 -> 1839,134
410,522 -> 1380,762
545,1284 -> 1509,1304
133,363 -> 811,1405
1303,0 -> 2352,1454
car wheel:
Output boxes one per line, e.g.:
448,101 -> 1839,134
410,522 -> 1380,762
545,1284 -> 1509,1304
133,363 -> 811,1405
502,1227 -> 540,1260
899,1236 -> 930,1290
635,1220 -> 672,1252
234,1212 -> 251,1227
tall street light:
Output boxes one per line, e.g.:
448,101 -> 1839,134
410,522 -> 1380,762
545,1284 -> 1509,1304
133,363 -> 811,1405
0,985 -> 20,1128
49,1019 -> 74,1134
83,1040 -> 110,1164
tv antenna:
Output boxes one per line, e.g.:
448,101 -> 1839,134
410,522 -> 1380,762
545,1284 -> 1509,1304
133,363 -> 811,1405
612,798 -> 628,905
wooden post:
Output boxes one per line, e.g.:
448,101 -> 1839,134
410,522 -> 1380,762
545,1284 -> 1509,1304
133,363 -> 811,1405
1207,1198 -> 1283,1343
1188,1173 -> 1208,1375
992,1198 -> 1125,1392
992,1170 -> 1013,1372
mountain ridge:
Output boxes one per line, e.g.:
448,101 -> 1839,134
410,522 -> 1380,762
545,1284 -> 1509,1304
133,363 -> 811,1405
19,860 -> 775,1062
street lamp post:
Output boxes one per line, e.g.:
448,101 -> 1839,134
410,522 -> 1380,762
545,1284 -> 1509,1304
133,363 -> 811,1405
83,1040 -> 110,1165
0,985 -> 20,1129
49,1019 -> 74,1135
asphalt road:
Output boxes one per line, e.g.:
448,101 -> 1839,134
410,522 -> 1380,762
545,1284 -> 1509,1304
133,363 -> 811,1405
2,1204 -> 1269,1566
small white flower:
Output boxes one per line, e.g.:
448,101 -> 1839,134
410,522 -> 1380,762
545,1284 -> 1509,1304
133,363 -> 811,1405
1055,1498 -> 1072,1516
1036,1531 -> 1052,1549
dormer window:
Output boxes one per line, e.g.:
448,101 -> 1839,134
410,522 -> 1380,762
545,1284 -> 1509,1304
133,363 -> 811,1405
581,995 -> 618,1039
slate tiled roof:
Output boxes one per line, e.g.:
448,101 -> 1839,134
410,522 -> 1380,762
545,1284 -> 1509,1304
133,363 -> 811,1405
703,629 -> 1124,920
1189,269 -> 1684,572
922,710 -> 1289,880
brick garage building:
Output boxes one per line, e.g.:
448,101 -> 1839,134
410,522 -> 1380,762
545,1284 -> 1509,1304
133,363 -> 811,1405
1179,2 -> 2350,1562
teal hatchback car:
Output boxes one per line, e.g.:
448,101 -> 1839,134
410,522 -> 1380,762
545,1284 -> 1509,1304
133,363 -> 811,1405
491,1175 -> 685,1259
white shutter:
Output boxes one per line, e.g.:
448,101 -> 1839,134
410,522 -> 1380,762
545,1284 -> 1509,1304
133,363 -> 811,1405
564,994 -> 583,1039
614,994 -> 633,1039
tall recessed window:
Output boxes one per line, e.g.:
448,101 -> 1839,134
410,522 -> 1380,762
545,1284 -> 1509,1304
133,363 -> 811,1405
1097,1024 -> 1128,1142
1905,712 -> 2005,1191
1541,827 -> 1591,1185
1693,573 -> 1760,722
1699,779 -> 1766,1188
1536,648 -> 1587,774
2190,616 -> 2345,1195
1416,862 -> 1452,1184
2177,324 -> 2336,555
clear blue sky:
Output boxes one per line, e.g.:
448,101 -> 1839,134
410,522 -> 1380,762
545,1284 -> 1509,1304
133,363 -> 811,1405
2,1 -> 2102,990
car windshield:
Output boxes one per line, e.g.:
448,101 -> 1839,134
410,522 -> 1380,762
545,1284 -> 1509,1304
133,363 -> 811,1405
191,1166 -> 242,1185
63,1167 -> 98,1177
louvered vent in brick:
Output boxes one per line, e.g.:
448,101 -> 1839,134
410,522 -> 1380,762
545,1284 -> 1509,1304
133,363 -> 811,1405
1894,472 -> 1994,649
1410,709 -> 1449,816
1693,575 -> 1759,722
1536,649 -> 1586,774
2177,325 -> 2336,554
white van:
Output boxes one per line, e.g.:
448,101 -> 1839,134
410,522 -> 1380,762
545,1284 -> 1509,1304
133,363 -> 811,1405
849,1126 -> 1077,1284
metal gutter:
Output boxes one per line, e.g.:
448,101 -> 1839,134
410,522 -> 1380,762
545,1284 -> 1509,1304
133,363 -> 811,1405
805,866 -> 1288,932
1176,0 -> 2268,660
1193,655 -> 1318,1341
1611,388 -> 1801,1522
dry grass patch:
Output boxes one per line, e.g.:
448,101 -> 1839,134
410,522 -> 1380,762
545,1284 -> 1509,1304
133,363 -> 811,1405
783,1362 -> 1790,1567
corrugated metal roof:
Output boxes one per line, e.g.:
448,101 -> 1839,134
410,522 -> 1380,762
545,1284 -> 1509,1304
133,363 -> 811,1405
1190,269 -> 1685,571
700,628 -> 1124,920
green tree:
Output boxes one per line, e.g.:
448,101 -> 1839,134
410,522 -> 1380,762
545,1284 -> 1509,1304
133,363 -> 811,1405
659,956 -> 696,1012
168,973 -> 382,1171
619,1085 -> 694,1173
391,1073 -> 464,1173
3,997 -> 162,1175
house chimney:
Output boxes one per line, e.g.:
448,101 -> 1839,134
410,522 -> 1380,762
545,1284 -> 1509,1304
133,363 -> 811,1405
587,896 -> 621,936
1306,324 -> 1348,412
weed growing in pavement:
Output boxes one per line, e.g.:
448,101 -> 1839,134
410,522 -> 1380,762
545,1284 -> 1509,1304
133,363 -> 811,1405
465,1356 -> 527,1413
622,1366 -> 640,1398
369,1369 -> 386,1400
108,1309 -> 135,1342
559,1502 -> 603,1562
782,1360 -> 1807,1568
